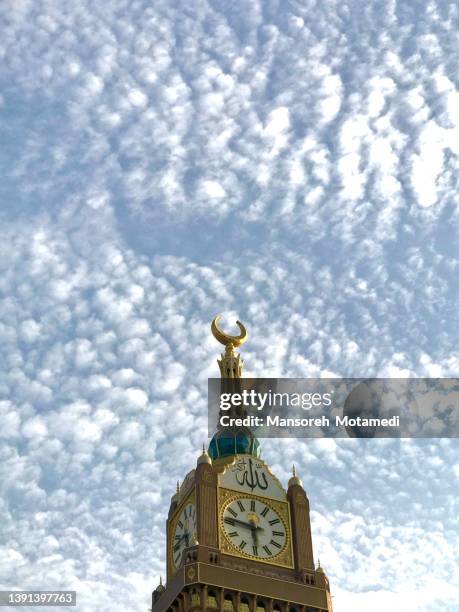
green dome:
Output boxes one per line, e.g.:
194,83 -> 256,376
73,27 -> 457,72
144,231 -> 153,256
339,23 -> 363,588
208,426 -> 261,460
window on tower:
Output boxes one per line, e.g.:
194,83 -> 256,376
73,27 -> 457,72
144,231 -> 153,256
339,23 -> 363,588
239,596 -> 250,612
206,590 -> 218,609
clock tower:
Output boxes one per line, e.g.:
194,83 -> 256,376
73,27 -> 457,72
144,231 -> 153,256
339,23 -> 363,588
152,316 -> 333,612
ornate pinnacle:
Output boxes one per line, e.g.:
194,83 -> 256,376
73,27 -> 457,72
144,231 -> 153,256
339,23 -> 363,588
211,314 -> 248,378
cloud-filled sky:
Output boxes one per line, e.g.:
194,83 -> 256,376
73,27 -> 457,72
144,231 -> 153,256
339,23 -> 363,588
0,0 -> 458,610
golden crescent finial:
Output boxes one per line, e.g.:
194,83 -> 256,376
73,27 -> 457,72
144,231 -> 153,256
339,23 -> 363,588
211,314 -> 248,348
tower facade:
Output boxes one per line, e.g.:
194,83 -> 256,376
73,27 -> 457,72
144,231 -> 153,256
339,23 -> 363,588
152,317 -> 333,612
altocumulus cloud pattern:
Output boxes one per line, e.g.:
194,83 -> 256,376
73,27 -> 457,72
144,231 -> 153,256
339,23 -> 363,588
0,0 -> 458,610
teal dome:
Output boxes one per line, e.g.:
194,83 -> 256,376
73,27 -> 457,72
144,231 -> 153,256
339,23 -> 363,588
208,426 -> 261,460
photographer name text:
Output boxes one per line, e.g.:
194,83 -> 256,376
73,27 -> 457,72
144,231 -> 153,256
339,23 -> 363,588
219,415 -> 401,428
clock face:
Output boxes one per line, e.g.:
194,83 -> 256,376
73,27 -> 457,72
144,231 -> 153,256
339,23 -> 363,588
221,496 -> 287,559
172,502 -> 196,569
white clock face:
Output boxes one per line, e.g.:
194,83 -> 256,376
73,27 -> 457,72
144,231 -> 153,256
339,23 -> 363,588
222,497 -> 287,559
172,502 -> 196,569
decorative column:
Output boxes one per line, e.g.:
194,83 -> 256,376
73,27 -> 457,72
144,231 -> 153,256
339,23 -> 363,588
287,468 -> 314,571
202,585 -> 208,611
195,459 -> 218,548
235,591 -> 241,610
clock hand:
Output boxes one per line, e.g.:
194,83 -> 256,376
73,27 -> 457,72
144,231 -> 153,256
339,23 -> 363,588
173,534 -> 186,551
250,523 -> 259,546
173,530 -> 192,552
228,518 -> 264,532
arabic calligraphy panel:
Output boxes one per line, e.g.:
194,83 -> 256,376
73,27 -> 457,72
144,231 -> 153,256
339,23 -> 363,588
218,456 -> 286,500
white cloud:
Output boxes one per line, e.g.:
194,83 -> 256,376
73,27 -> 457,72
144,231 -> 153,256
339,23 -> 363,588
20,319 -> 41,342
200,179 -> 226,199
128,88 -> 148,108
21,416 -> 48,439
0,0 -> 458,610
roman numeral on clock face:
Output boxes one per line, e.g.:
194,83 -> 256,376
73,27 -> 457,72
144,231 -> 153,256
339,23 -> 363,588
239,540 -> 247,550
260,506 -> 269,517
237,500 -> 245,512
272,531 -> 284,537
263,545 -> 272,555
269,518 -> 280,526
227,507 -> 237,517
250,500 -> 256,511
224,517 -> 235,526
270,539 -> 281,549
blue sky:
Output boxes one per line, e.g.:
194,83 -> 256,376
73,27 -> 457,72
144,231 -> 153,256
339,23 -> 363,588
0,0 -> 458,610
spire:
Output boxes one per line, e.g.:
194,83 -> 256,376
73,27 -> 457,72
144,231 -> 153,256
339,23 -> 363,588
208,315 -> 261,461
288,464 -> 303,487
211,313 -> 247,419
154,575 -> 165,595
197,443 -> 211,465
211,314 -> 247,378
171,481 -> 180,504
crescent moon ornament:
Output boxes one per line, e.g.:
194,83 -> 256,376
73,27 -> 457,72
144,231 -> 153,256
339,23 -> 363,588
211,314 -> 248,348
